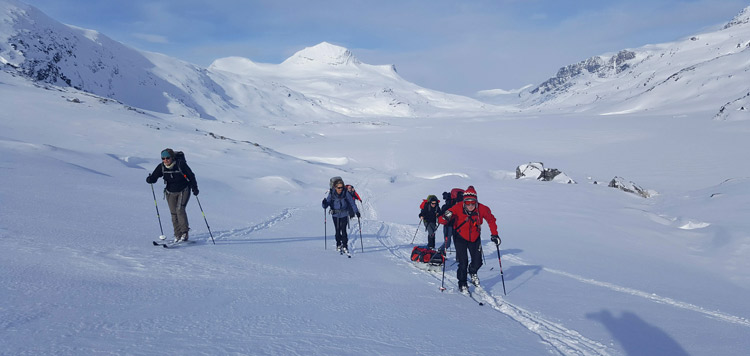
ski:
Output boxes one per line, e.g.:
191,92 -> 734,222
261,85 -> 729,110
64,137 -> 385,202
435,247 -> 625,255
456,287 -> 485,306
153,240 -> 194,248
338,245 -> 351,258
471,285 -> 501,307
470,289 -> 485,306
446,284 -> 487,306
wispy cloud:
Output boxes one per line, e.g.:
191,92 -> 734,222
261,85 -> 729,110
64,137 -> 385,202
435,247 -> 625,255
133,33 -> 168,44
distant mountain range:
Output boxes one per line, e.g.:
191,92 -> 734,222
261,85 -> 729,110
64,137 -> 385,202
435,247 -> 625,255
2,0 -> 750,120
518,6 -> 750,120
0,0 -> 498,121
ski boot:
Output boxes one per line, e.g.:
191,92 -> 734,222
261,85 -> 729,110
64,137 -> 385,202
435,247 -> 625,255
470,274 -> 480,287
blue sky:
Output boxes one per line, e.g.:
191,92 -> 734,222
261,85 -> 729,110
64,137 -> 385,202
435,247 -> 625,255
20,0 -> 748,96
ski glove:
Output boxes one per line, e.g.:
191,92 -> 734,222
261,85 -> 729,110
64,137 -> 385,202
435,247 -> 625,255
192,187 -> 199,196
322,199 -> 328,209
356,212 -> 361,218
146,174 -> 156,184
491,235 -> 501,246
442,210 -> 453,221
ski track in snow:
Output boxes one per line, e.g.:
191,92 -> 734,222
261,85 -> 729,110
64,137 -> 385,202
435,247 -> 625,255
368,220 -> 611,356
214,208 -> 296,240
188,177 -> 747,355
504,254 -> 750,328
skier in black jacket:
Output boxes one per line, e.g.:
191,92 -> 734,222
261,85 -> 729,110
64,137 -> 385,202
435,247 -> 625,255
146,148 -> 198,242
419,195 -> 441,249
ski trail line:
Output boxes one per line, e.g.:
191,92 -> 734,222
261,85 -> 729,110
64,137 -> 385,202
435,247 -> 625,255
370,220 -> 610,356
214,208 -> 296,240
504,254 -> 750,328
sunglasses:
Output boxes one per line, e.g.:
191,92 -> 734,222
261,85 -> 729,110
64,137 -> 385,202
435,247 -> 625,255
464,202 -> 476,207
162,157 -> 172,161
335,186 -> 344,190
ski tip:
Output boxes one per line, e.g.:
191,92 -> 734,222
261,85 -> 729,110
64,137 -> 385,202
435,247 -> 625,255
152,241 -> 159,246
162,244 -> 168,248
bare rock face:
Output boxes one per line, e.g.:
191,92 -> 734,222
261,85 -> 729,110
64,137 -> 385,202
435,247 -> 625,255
608,176 -> 651,198
516,162 -> 575,184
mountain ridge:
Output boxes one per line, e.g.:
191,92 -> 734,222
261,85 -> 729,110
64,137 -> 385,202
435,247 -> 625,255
517,5 -> 750,120
0,1 -> 500,120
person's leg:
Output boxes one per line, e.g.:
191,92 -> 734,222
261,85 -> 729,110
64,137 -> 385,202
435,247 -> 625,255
174,189 -> 191,239
453,236 -> 469,288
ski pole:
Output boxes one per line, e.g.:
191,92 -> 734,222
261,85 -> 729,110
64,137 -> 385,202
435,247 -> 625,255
481,244 -> 486,265
440,234 -> 449,291
495,244 -> 507,295
195,196 -> 215,245
180,173 -> 214,245
324,208 -> 328,250
411,219 -> 422,244
357,218 -> 365,253
150,184 -> 166,240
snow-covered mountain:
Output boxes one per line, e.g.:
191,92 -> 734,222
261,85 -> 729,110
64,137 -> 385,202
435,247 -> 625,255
519,6 -> 750,120
0,0 -> 243,120
210,42 -> 499,118
0,1 -> 500,121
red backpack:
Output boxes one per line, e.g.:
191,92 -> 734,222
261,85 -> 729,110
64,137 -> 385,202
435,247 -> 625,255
450,188 -> 464,201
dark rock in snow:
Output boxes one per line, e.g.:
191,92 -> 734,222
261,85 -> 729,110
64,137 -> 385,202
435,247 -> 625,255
608,176 -> 651,198
516,162 -> 575,184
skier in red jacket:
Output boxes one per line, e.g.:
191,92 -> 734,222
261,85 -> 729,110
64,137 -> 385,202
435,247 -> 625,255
346,184 -> 362,202
438,186 -> 500,293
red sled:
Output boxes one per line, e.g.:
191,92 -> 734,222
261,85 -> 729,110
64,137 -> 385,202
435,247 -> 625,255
410,245 -> 445,265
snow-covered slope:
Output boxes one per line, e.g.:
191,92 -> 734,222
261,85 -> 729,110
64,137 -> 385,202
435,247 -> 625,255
3,58 -> 750,355
519,6 -> 750,120
210,42 -> 500,118
0,0 -> 239,120
0,1 -> 503,120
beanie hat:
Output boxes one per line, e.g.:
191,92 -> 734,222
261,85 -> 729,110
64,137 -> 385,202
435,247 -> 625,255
161,148 -> 175,159
463,186 -> 477,202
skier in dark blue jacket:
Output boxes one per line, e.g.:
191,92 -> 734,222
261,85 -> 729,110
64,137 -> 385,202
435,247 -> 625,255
322,178 -> 360,253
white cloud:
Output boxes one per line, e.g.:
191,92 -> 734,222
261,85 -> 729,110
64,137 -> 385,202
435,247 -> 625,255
133,33 -> 169,44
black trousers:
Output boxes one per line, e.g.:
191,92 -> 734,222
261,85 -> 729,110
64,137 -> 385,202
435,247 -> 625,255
442,225 -> 454,250
333,216 -> 349,248
454,235 -> 483,285
425,221 -> 437,248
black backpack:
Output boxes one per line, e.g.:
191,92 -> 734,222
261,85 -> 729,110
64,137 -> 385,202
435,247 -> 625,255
174,151 -> 186,162
162,150 -> 187,178
329,176 -> 343,189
